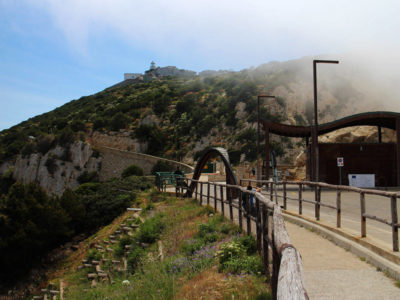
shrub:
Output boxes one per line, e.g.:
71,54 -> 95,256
236,235 -> 257,255
122,164 -> 144,178
86,249 -> 101,261
222,256 -> 263,275
77,171 -> 99,184
127,247 -> 145,271
45,155 -> 58,175
181,239 -> 206,256
136,213 -> 165,244
21,142 -> 36,157
37,135 -> 55,154
0,183 -> 71,284
216,241 -> 246,265
215,240 -> 263,274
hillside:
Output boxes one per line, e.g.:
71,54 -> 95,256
6,190 -> 270,299
0,56 -> 396,193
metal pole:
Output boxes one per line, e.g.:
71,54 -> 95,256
257,95 -> 275,186
313,59 -> 339,182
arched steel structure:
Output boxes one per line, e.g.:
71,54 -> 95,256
260,111 -> 400,185
261,111 -> 400,138
187,147 -> 238,197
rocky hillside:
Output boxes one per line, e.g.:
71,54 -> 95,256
1,56 -> 397,192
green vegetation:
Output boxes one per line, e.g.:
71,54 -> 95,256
121,164 -> 144,178
0,67 -> 295,164
0,176 -> 153,289
61,193 -> 270,299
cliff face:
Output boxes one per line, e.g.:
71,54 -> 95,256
11,141 -> 101,196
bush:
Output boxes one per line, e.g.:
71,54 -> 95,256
236,235 -> 257,255
86,249 -> 102,261
0,183 -> 71,285
127,247 -> 145,271
136,213 -> 165,244
37,135 -> 55,154
181,239 -> 206,256
45,155 -> 58,175
215,239 -> 263,274
122,164 -> 144,178
221,256 -> 263,274
77,171 -> 99,184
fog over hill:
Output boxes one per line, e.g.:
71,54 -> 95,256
0,55 -> 398,193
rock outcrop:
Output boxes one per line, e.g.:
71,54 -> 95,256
11,141 -> 102,196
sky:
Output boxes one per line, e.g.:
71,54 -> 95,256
1,0 -> 400,130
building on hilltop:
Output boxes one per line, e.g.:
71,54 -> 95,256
123,62 -> 196,82
124,73 -> 143,80
145,65 -> 196,78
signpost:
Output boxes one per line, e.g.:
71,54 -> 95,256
337,157 -> 344,185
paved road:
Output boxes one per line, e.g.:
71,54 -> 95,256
272,186 -> 400,250
168,184 -> 400,299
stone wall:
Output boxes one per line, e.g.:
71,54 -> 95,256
98,146 -> 193,180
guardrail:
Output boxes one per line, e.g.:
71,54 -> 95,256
180,178 -> 308,300
240,179 -> 399,252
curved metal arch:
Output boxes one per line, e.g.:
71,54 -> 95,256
260,111 -> 400,138
187,147 -> 238,197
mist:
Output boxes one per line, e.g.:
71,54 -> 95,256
1,0 -> 400,129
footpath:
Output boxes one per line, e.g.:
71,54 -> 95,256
286,221 -> 400,299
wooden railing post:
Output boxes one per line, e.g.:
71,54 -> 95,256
336,189 -> 341,228
271,224 -> 279,300
298,184 -> 303,215
220,185 -> 224,216
261,204 -> 270,281
238,189 -> 243,231
200,182 -> 203,205
283,182 -> 287,210
315,185 -> 321,221
214,184 -> 217,212
207,182 -> 210,205
256,197 -> 261,253
391,195 -> 399,251
246,194 -> 251,235
360,192 -> 366,238
195,181 -> 198,201
270,183 -> 274,202
229,187 -> 233,221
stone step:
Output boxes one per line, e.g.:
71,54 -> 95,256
127,208 -> 142,212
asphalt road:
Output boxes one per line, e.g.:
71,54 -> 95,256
271,186 -> 400,250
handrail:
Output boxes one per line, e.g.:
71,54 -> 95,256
182,178 -> 308,300
240,178 -> 399,252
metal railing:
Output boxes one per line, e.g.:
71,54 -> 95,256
180,178 -> 308,300
240,179 -> 399,252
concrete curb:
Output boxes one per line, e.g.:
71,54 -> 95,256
283,212 -> 400,281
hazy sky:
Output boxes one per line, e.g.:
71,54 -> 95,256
1,0 -> 399,130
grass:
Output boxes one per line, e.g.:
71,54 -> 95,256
53,192 -> 270,299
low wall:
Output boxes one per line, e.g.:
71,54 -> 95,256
98,146 -> 193,180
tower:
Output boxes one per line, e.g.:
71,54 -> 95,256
150,61 -> 156,70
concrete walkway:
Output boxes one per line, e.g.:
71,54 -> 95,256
286,222 -> 400,299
